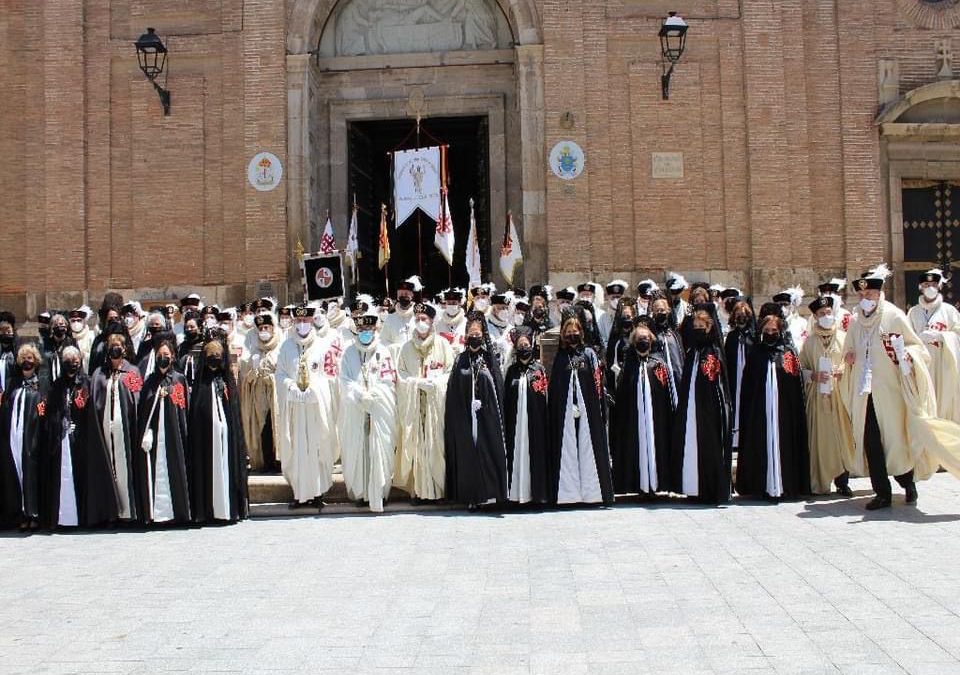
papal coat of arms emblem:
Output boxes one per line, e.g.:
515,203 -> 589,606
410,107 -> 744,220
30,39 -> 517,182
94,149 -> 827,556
549,140 -> 585,181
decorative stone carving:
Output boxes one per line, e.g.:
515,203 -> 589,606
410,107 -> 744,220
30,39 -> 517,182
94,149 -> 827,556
936,38 -> 953,80
897,0 -> 960,29
878,59 -> 900,107
328,0 -> 511,57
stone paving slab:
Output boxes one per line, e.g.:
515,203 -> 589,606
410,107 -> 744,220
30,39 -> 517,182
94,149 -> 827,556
4,475 -> 960,674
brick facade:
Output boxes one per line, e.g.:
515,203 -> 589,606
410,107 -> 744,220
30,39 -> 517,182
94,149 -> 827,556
1,0 -> 958,317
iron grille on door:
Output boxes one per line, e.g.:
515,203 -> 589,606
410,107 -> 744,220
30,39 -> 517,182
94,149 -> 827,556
902,180 -> 960,306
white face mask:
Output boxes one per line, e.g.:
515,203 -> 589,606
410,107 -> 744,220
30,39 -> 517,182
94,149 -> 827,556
415,320 -> 431,335
124,316 -> 137,328
473,298 -> 489,311
279,317 -> 293,330
609,298 -> 620,311
922,286 -> 940,301
496,309 -> 511,323
295,322 -> 312,338
220,323 -> 232,334
445,305 -> 460,318
242,314 -> 255,328
513,314 -> 525,326
70,320 -> 84,333
817,315 -> 835,330
313,314 -> 327,329
558,302 -> 571,313
859,298 -> 877,314
258,329 -> 272,342
204,317 -> 218,329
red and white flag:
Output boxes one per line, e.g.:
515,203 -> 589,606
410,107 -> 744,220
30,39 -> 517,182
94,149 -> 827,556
345,204 -> 360,283
466,198 -> 482,289
499,212 -> 523,285
319,215 -> 337,255
434,187 -> 455,266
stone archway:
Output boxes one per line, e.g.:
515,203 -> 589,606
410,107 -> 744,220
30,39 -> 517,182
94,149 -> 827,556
878,79 -> 960,306
284,0 -> 545,293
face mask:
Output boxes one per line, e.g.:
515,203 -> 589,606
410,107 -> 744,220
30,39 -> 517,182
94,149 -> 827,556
108,345 -> 124,360
609,298 -> 620,311
220,323 -> 232,334
52,326 -> 67,339
533,307 -> 546,320
762,332 -> 780,345
295,323 -> 312,338
70,320 -> 84,333
817,315 -> 835,330
513,314 -> 525,326
207,359 -> 222,372
156,355 -> 172,370
358,330 -> 375,346
148,325 -> 162,336
20,360 -> 35,373
733,315 -> 749,328
204,317 -> 217,329
496,310 -> 511,323
242,314 -> 255,328
653,313 -> 670,328
558,302 -> 571,313
0,335 -> 13,347
313,314 -> 327,329
579,295 -> 594,305
635,339 -> 652,353
859,298 -> 877,314
922,286 -> 940,301
415,320 -> 431,335
516,346 -> 533,361
445,305 -> 460,318
621,320 -> 634,335
564,333 -> 582,347
693,328 -> 710,345
474,298 -> 489,311
64,362 -> 79,377
279,317 -> 293,330
779,305 -> 790,318
185,329 -> 199,343
124,316 -> 137,328
396,297 -> 412,309
467,335 -> 483,351
258,330 -> 272,342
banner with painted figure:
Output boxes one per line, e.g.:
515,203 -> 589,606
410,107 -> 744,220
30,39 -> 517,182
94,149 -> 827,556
393,146 -> 443,228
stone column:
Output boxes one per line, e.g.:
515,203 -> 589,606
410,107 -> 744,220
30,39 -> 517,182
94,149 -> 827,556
515,44 -> 546,285
286,54 -> 311,297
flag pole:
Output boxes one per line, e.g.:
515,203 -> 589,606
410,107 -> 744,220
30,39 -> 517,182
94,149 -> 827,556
351,194 -> 359,286
442,145 -> 452,288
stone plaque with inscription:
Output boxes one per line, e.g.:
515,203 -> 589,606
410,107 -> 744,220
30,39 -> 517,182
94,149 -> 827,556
652,152 -> 684,179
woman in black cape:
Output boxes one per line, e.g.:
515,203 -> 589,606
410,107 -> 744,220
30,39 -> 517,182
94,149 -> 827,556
41,346 -> 119,528
444,311 -> 508,510
724,296 -> 757,453
672,303 -> 731,505
648,291 -> 683,411
548,310 -> 614,506
176,311 -> 204,393
734,310 -> 811,500
0,344 -> 44,529
188,328 -> 248,523
135,332 -> 192,525
604,297 -> 638,442
611,317 -> 674,496
502,327 -> 550,504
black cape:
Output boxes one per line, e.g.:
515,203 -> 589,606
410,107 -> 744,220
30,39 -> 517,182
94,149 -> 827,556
503,359 -> 551,504
0,376 -> 43,525
444,347 -> 508,506
547,345 -> 614,505
652,325 -> 684,409
671,343 -> 731,504
734,342 -> 811,499
188,369 -> 248,523
611,349 -> 674,495
40,375 -> 120,527
723,326 -> 756,447
91,361 -> 142,521
135,369 -> 192,524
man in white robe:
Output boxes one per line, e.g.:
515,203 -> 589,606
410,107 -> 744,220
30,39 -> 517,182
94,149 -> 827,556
338,308 -> 398,513
68,306 -> 95,372
436,288 -> 468,355
773,286 -> 808,350
907,268 -> 960,424
486,292 -> 515,373
380,276 -> 422,351
275,306 -> 341,509
394,303 -> 453,501
665,272 -> 689,327
597,280 -> 628,346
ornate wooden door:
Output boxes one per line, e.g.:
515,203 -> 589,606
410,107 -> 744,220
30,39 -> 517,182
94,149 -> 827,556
902,180 -> 960,306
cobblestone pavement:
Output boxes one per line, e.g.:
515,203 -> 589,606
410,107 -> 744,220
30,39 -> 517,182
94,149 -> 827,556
4,475 -> 960,675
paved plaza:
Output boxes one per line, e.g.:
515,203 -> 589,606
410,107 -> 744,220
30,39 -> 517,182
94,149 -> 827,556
5,474 -> 960,675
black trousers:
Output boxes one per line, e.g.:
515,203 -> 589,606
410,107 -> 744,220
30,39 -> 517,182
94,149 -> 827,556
864,396 -> 914,500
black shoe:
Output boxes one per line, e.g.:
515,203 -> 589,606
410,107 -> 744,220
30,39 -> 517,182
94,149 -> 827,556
905,484 -> 918,505
288,500 -> 310,510
865,496 -> 892,511
836,484 -> 854,498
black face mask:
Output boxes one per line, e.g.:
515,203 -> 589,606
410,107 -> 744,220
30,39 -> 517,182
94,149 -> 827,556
148,325 -> 162,336
762,332 -> 780,345
532,308 -> 546,320
207,359 -> 222,372
108,345 -> 124,360
20,361 -> 36,373
467,335 -> 483,351
52,326 -> 67,339
653,313 -> 670,328
156,355 -> 172,370
635,339 -> 652,353
396,297 -> 412,309
733,315 -> 749,328
564,334 -> 582,348
621,321 -> 635,335
693,328 -> 711,345
64,362 -> 79,377
185,329 -> 200,343
0,335 -> 13,347
516,346 -> 533,362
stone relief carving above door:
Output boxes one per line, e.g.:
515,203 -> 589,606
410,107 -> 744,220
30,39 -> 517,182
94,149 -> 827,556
319,0 -> 513,57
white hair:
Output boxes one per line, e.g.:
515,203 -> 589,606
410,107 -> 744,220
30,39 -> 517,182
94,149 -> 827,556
61,345 -> 82,361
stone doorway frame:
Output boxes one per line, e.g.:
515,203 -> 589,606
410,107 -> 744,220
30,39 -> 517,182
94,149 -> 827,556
284,0 -> 545,293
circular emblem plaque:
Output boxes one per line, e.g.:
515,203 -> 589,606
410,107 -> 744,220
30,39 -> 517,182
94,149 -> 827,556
549,141 -> 585,181
248,152 -> 283,192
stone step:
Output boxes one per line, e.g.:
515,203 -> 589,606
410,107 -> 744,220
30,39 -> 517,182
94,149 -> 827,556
247,472 -> 410,505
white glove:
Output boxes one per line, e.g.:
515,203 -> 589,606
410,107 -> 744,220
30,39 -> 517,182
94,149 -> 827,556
417,378 -> 435,392
890,335 -> 911,375
360,391 -> 375,411
472,399 -> 482,412
610,364 -> 621,377
921,329 -> 940,345
287,382 -> 300,395
68,422 -> 76,435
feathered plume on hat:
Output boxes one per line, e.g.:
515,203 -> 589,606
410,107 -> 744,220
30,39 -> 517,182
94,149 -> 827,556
404,275 -> 424,292
784,285 -> 804,307
665,272 -> 688,292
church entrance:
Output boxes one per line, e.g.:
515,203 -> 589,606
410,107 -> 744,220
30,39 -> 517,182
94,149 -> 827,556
901,179 -> 960,306
347,115 -> 491,299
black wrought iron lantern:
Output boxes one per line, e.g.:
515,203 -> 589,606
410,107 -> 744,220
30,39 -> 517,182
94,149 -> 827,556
658,12 -> 688,100
134,27 -> 171,115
